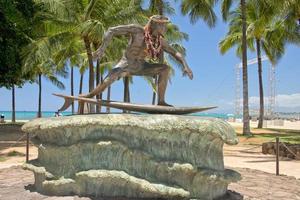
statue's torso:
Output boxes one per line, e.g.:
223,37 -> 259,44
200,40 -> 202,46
124,28 -> 148,62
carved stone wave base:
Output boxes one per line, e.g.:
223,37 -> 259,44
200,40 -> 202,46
22,114 -> 241,200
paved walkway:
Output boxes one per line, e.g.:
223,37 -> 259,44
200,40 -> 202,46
224,144 -> 300,179
229,168 -> 300,200
0,166 -> 299,200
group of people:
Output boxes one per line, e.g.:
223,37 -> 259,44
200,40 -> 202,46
54,111 -> 62,117
0,112 -> 62,123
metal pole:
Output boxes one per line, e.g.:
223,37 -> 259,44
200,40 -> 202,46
276,137 -> 279,176
26,132 -> 29,162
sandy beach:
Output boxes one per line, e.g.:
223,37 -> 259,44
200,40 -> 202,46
229,119 -> 300,131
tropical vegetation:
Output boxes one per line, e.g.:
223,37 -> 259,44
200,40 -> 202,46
0,0 -> 36,122
0,0 -> 299,136
219,0 -> 300,128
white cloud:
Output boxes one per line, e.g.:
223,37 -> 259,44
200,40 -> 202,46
249,93 -> 300,108
277,93 -> 300,108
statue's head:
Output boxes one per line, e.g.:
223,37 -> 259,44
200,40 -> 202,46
144,15 -> 169,60
147,15 -> 169,36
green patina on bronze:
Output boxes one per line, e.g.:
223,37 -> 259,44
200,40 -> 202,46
23,114 -> 241,200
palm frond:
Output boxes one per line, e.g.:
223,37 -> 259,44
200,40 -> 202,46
181,0 -> 217,28
45,75 -> 65,89
221,0 -> 233,21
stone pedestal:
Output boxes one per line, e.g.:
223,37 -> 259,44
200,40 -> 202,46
22,114 -> 241,200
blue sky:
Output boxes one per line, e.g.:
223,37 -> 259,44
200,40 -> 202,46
0,1 -> 299,113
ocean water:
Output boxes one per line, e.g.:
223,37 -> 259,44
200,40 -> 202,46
0,111 -> 230,121
0,111 -> 72,120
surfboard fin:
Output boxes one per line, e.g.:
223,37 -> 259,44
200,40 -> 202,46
54,93 -> 74,112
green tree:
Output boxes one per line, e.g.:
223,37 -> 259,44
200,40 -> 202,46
0,0 -> 35,122
22,35 -> 67,117
21,8 -> 68,117
220,1 -> 300,128
34,62 -> 66,118
266,0 -> 300,22
53,39 -> 86,114
33,0 -> 146,113
180,0 -> 218,28
180,0 -> 251,135
230,0 -> 251,135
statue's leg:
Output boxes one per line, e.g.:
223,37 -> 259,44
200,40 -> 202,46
133,62 -> 171,106
76,61 -> 128,114
157,66 -> 172,106
84,61 -> 129,98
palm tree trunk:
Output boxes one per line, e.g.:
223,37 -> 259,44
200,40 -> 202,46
106,86 -> 111,113
96,60 -> 101,113
256,39 -> 264,128
123,77 -> 130,113
12,85 -> 16,123
77,73 -> 84,114
241,0 -> 251,135
79,72 -> 83,95
93,42 -> 102,113
83,36 -> 95,113
158,0 -> 163,15
151,1 -> 164,105
99,73 -> 103,111
37,74 -> 42,118
78,72 -> 84,114
152,77 -> 158,105
71,66 -> 74,114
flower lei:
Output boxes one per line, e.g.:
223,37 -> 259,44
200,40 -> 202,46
144,24 -> 163,61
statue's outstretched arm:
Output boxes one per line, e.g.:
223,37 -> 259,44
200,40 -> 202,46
162,39 -> 193,80
93,24 -> 142,60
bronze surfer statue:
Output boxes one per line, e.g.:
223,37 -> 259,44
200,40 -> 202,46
57,15 -> 194,112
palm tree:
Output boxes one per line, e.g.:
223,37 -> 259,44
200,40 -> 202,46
97,61 -> 114,113
34,61 -> 66,118
106,86 -> 111,113
123,76 -> 132,113
220,1 -> 300,128
246,1 -> 274,128
77,59 -> 88,114
33,0 -> 145,113
21,19 -> 68,118
266,0 -> 300,21
180,0 -> 218,28
70,66 -> 74,113
53,39 -> 86,114
123,77 -> 131,104
11,85 -> 16,123
95,56 -> 101,113
78,59 -> 88,95
180,0 -> 251,135
240,0 -> 251,135
221,0 -> 251,134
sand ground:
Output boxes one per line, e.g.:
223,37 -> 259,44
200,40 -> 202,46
1,166 -> 299,200
0,122 -> 299,199
229,119 -> 300,130
224,144 -> 300,179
